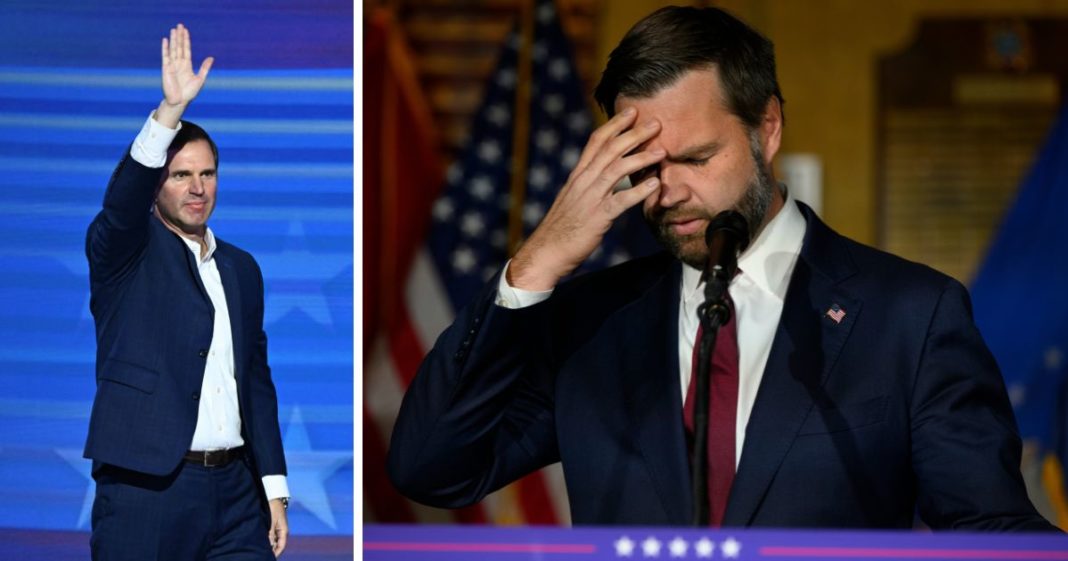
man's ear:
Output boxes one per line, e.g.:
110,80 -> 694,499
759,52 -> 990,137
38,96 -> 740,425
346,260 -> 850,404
759,97 -> 783,165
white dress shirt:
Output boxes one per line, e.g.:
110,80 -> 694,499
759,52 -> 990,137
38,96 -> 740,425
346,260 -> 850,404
677,189 -> 806,466
180,230 -> 244,451
130,114 -> 289,501
497,187 -> 807,468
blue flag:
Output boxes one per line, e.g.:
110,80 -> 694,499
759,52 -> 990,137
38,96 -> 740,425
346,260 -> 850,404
971,106 -> 1068,527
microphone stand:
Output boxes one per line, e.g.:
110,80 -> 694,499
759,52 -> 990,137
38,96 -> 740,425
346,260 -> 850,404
691,264 -> 732,527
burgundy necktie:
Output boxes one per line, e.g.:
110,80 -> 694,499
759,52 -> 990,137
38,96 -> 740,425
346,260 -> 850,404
682,296 -> 739,527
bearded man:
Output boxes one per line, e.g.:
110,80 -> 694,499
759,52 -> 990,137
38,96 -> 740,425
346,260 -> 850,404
388,6 -> 1054,531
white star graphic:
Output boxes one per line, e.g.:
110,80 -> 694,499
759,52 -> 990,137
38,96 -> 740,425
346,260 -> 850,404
451,246 -> 477,274
262,221 -> 345,327
497,68 -> 517,89
641,536 -> 662,557
57,448 -> 94,529
478,140 -> 502,163
468,176 -> 494,200
1008,383 -> 1026,407
460,211 -> 485,238
694,538 -> 715,558
490,229 -> 507,249
522,201 -> 544,227
446,162 -> 463,185
1045,346 -> 1063,370
615,536 -> 636,557
536,129 -> 559,151
432,197 -> 455,222
282,407 -> 352,530
562,146 -> 581,169
721,537 -> 742,559
486,103 -> 510,127
49,251 -> 94,323
668,537 -> 688,558
543,94 -> 565,115
567,111 -> 591,133
532,41 -> 547,61
549,58 -> 570,80
536,2 -> 555,23
528,165 -> 551,190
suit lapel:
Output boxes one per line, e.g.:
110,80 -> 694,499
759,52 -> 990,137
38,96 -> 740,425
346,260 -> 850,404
156,218 -> 211,304
724,203 -> 861,526
617,260 -> 693,525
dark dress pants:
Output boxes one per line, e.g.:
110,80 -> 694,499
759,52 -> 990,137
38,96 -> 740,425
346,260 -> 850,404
90,455 -> 274,561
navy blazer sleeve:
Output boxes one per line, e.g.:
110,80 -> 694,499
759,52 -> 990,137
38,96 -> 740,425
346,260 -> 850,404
86,152 -> 159,286
910,280 -> 1052,530
387,273 -> 560,507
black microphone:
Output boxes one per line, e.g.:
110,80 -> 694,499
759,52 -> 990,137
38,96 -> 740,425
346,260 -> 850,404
702,210 -> 750,311
691,210 -> 750,526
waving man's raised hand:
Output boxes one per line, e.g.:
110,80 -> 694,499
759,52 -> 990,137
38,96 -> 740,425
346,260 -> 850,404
156,23 -> 213,128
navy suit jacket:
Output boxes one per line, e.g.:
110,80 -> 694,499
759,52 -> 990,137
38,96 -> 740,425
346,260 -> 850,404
83,153 -> 286,480
389,202 -> 1054,530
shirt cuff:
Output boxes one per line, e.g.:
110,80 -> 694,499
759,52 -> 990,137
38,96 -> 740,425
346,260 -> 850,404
261,475 -> 290,502
495,260 -> 553,309
130,111 -> 181,168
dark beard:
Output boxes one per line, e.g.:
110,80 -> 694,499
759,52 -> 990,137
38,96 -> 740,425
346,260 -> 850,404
645,133 -> 775,269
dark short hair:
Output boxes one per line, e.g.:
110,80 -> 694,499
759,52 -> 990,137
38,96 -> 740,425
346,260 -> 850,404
593,6 -> 784,130
168,120 -> 219,168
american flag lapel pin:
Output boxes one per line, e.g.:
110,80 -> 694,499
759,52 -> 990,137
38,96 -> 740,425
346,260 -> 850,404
825,303 -> 846,324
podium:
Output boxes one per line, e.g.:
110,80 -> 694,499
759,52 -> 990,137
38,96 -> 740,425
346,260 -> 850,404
365,524 -> 1067,560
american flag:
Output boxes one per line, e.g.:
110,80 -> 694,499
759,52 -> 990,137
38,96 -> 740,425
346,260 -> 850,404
364,0 -> 657,525
825,304 -> 846,324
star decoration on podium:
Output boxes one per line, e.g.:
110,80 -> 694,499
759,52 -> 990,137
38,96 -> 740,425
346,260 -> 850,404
695,537 -> 715,558
641,536 -> 662,557
612,535 -> 743,559
668,537 -> 689,557
721,537 -> 742,558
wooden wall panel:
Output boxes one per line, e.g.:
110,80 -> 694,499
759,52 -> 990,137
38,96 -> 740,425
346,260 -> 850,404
878,18 -> 1068,283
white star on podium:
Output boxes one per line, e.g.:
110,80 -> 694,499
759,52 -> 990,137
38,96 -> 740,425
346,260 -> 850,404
614,536 -> 636,557
694,537 -> 715,558
641,536 -> 662,557
668,536 -> 688,557
721,537 -> 742,559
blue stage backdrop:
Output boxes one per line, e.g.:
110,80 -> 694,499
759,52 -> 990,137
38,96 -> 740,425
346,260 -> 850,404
0,0 -> 353,545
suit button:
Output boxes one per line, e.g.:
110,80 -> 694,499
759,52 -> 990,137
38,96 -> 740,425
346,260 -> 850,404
198,349 -> 208,358
192,392 -> 200,400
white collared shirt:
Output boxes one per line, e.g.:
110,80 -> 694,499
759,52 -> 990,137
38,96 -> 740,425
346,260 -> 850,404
497,188 -> 807,468
678,188 -> 806,466
129,113 -> 289,501
178,230 -> 244,452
